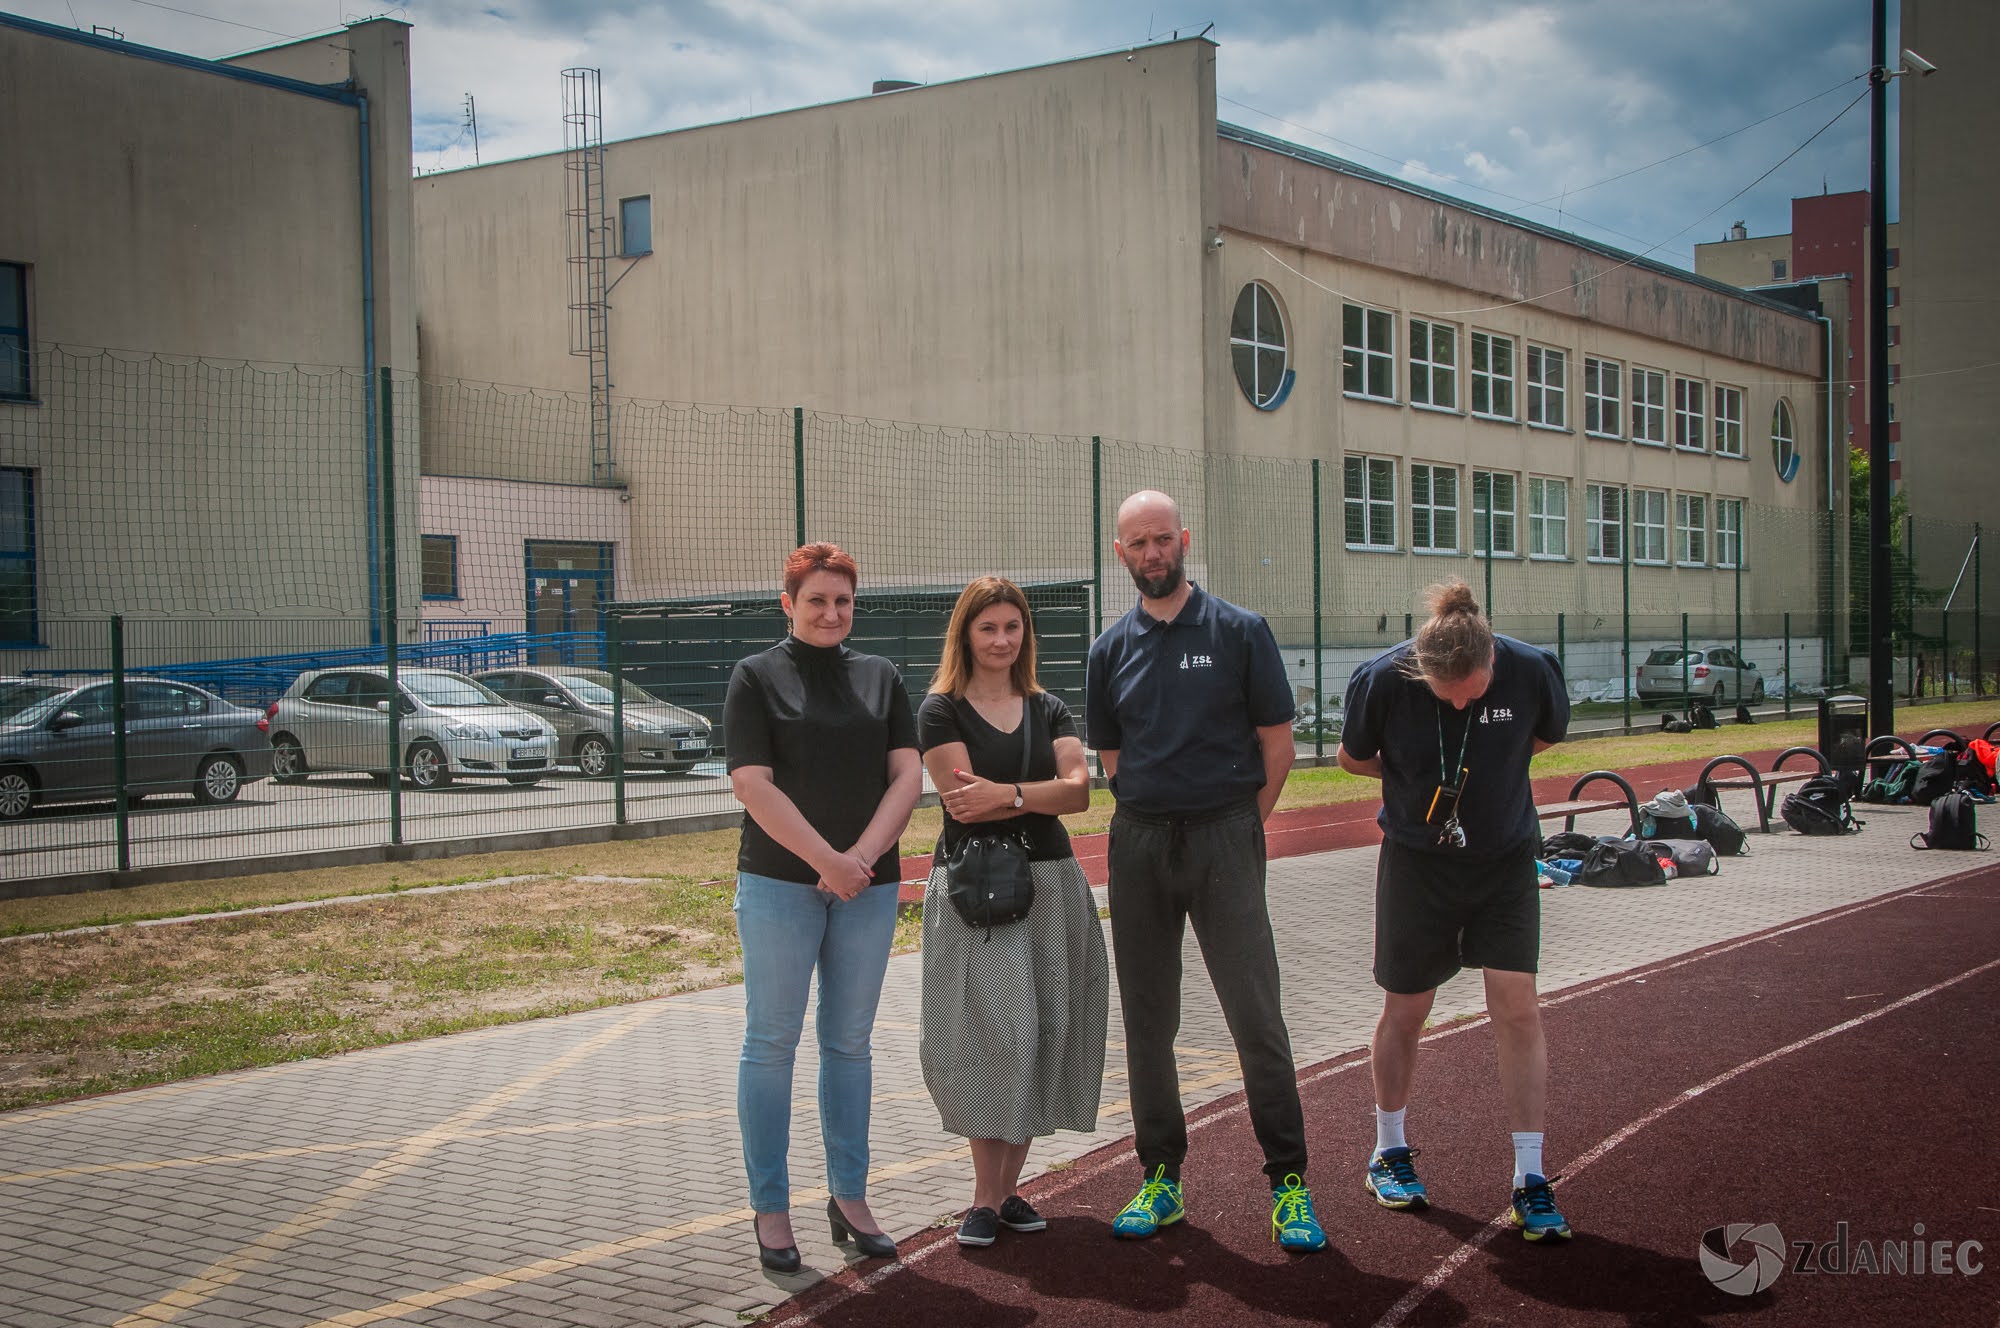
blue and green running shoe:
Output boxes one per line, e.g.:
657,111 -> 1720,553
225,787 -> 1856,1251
1270,1174 -> 1328,1252
1364,1146 -> 1430,1211
1510,1173 -> 1573,1242
1111,1166 -> 1184,1239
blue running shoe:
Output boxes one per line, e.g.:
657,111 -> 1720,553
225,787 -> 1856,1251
1270,1174 -> 1328,1252
1111,1166 -> 1184,1239
1364,1146 -> 1430,1211
1510,1173 -> 1572,1242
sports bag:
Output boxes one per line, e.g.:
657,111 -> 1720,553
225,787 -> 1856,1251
1781,775 -> 1860,835
1577,839 -> 1669,888
1638,789 -> 1698,841
1859,758 -> 1920,804
1690,803 -> 1748,857
942,700 -> 1037,933
1641,838 -> 1719,877
1911,789 -> 1990,851
1539,830 -> 1603,860
1954,750 -> 1998,797
1909,749 -> 1960,806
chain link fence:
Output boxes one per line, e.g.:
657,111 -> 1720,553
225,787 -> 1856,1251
1,346 -> 1986,885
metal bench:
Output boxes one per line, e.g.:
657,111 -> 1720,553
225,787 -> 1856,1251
1694,746 -> 1830,832
1536,769 -> 1640,834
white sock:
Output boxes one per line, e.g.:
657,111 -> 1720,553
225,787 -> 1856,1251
1374,1106 -> 1407,1157
1512,1132 -> 1544,1188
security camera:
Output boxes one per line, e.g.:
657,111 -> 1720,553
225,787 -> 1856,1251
1901,48 -> 1938,76
1208,230 -> 1225,251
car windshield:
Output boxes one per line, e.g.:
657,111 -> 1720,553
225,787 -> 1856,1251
401,674 -> 506,707
1645,649 -> 1694,666
561,672 -> 663,707
0,684 -> 69,724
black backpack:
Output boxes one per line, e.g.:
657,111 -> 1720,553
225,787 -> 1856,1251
1954,751 -> 1998,798
1781,775 -> 1860,835
1909,749 -> 1961,806
1689,700 -> 1718,730
1911,790 -> 1990,851
1691,802 -> 1748,857
1860,758 -> 1920,804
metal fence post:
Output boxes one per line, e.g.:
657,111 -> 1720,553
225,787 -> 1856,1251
1621,505 -> 1632,733
793,407 -> 806,550
1976,522 -> 1984,695
1680,612 -> 1689,712
1482,474 -> 1494,620
111,614 -> 130,873
1906,514 -> 1917,697
1091,437 -> 1103,637
1734,557 -> 1743,684
1783,612 -> 1792,718
610,611 -> 627,826
1557,612 -> 1566,681
1943,609 -> 1953,698
1311,457 -> 1324,762
381,367 -> 402,848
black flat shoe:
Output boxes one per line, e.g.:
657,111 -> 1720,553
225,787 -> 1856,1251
827,1197 -> 898,1260
752,1218 -> 800,1273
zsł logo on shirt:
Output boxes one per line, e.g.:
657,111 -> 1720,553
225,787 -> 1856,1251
1180,654 -> 1214,670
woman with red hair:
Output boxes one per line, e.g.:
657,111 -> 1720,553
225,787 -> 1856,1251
725,543 -> 923,1272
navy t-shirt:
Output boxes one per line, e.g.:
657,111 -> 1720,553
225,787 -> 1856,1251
1085,584 -> 1295,814
1340,635 -> 1569,858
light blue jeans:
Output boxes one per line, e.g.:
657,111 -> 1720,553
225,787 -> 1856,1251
734,871 -> 900,1213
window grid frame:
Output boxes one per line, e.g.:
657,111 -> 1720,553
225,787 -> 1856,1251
1469,330 -> 1516,421
1585,482 -> 1626,563
1673,376 -> 1707,452
0,466 -> 37,647
1407,316 -> 1458,412
1676,493 -> 1708,566
1583,356 -> 1623,439
1409,462 -> 1461,555
1229,281 -> 1290,409
1631,488 -> 1669,565
618,195 -> 653,258
1342,303 -> 1397,403
421,534 -> 461,601
1472,469 -> 1519,559
0,263 -> 29,403
1716,498 -> 1746,569
1528,477 -> 1569,560
1526,345 -> 1567,430
1630,366 -> 1668,445
1713,385 -> 1745,457
1343,455 -> 1399,551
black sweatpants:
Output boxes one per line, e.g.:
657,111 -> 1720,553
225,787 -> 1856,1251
1106,800 -> 1308,1184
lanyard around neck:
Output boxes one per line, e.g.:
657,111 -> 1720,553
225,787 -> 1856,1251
1436,699 -> 1472,787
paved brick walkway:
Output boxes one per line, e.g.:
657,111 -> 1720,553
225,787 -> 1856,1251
0,795 -> 1973,1328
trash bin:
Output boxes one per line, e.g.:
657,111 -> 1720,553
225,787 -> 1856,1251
1818,694 -> 1869,783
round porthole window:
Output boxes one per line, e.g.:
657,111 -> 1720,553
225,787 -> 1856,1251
1230,282 -> 1292,410
1772,399 -> 1799,482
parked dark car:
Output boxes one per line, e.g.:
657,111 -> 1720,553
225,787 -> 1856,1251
473,666 -> 715,775
0,678 -> 273,820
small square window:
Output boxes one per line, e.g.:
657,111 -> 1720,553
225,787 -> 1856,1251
619,196 -> 652,257
422,534 -> 459,600
1772,258 -> 1788,281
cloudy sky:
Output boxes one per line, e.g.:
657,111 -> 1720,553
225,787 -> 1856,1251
10,0 -> 1892,271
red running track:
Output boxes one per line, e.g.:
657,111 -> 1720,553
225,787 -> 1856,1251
899,736 -> 1934,902
778,863 -> 2000,1327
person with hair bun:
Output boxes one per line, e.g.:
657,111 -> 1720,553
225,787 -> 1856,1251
1336,579 -> 1575,1242
725,542 -> 923,1272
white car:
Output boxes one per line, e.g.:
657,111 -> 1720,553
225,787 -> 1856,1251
1634,647 -> 1766,705
266,667 -> 557,789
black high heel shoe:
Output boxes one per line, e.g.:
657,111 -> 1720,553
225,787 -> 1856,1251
752,1216 -> 801,1273
827,1197 -> 898,1259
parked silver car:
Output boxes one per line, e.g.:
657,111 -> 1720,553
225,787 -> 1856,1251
473,666 -> 715,775
0,677 -> 272,820
1635,646 -> 1766,704
266,667 -> 557,789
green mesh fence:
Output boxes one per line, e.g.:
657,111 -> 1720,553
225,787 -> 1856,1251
1,344 -> 1987,886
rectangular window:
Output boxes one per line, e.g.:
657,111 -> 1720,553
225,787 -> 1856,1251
1408,317 -> 1457,410
1526,345 -> 1566,429
1676,493 -> 1708,565
1888,324 -> 1900,347
1632,488 -> 1668,564
1772,258 -> 1788,281
1472,470 -> 1518,557
1342,303 -> 1396,401
1630,367 -> 1667,444
1410,463 -> 1459,553
1584,356 -> 1622,438
421,534 -> 459,600
0,264 -> 28,401
619,196 -> 652,257
1528,477 -> 1568,559
0,468 -> 35,645
1716,498 -> 1745,569
1886,286 -> 1899,308
1673,377 -> 1706,451
1469,331 -> 1515,420
1343,455 -> 1397,549
1586,483 -> 1625,562
1713,385 -> 1744,457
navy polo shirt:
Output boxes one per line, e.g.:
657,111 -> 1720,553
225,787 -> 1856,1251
1085,583 -> 1295,814
1340,635 -> 1569,859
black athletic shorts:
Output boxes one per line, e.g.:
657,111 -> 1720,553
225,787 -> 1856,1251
1373,836 -> 1540,995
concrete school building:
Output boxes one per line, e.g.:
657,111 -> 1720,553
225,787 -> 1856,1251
412,36 -> 1834,649
0,12 -> 420,668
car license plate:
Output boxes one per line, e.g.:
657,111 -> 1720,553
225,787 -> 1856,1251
676,737 -> 708,752
513,746 -> 547,760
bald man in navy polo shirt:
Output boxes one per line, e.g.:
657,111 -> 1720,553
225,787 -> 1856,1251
1084,490 -> 1326,1253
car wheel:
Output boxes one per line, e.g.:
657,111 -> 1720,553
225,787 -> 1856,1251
506,773 -> 541,786
271,735 -> 308,785
192,754 -> 245,805
0,767 -> 36,820
405,740 -> 451,790
576,734 -> 611,778
1752,678 -> 1766,703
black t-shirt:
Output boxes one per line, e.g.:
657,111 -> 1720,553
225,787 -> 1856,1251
1340,635 -> 1569,859
916,690 -> 1077,862
724,637 -> 919,886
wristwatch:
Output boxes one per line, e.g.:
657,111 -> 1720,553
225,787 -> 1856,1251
1011,783 -> 1025,809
